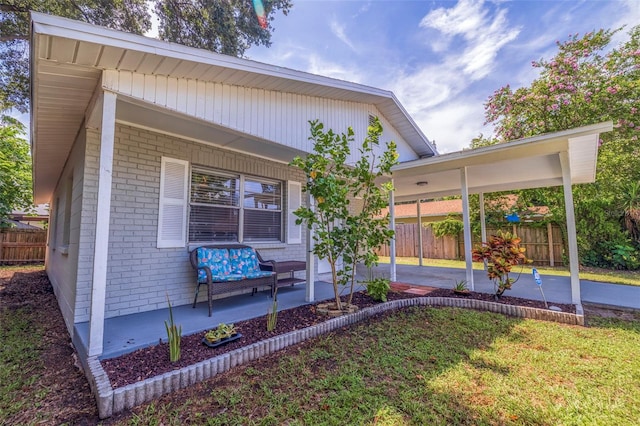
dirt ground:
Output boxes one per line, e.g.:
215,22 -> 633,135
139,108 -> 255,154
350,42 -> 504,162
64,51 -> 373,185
0,265 -> 635,425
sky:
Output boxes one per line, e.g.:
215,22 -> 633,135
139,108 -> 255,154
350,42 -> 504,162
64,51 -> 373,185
244,0 -> 639,153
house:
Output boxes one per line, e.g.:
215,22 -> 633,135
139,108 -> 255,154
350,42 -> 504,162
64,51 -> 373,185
381,199 -> 463,224
30,13 -> 437,362
8,204 -> 50,229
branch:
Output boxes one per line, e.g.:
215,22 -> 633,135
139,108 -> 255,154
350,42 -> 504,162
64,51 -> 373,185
0,5 -> 29,13
1,34 -> 28,42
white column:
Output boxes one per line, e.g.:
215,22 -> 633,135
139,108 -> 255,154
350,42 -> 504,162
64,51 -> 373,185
305,192 -> 315,302
559,151 -> 581,304
389,183 -> 397,281
479,192 -> 488,271
88,90 -> 117,357
417,199 -> 423,266
460,167 -> 474,289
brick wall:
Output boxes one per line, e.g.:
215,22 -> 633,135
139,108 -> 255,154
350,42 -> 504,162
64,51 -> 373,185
75,124 -> 307,320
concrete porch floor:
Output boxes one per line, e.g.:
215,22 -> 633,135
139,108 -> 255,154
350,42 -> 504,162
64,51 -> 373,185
75,264 -> 640,360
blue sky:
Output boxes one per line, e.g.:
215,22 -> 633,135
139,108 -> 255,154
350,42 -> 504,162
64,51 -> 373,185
247,0 -> 639,153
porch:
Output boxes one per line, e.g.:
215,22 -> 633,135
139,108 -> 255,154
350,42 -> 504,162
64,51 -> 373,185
74,264 -> 640,361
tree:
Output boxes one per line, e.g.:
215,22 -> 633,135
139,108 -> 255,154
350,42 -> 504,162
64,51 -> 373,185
291,118 -> 398,311
480,25 -> 640,268
0,115 -> 31,224
0,0 -> 292,112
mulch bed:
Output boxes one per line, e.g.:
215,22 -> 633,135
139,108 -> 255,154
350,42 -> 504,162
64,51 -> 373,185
102,286 -> 575,389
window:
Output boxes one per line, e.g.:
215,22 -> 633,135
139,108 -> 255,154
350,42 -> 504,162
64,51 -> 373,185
62,175 -> 73,246
189,168 -> 282,243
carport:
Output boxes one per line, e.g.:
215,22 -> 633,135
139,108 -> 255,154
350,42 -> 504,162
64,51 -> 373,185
387,122 -> 613,307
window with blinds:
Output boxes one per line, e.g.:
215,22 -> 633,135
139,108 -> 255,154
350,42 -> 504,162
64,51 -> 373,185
188,168 -> 282,243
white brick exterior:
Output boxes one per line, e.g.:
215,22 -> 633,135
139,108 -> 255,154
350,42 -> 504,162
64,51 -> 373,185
71,124 -> 307,321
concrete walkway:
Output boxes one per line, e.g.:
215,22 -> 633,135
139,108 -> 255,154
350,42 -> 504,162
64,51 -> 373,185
366,263 -> 640,310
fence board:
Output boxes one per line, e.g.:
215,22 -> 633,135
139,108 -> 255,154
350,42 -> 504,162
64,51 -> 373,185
0,229 -> 47,263
376,223 -> 565,266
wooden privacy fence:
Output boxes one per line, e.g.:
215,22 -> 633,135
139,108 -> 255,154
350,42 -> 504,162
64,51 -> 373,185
0,229 -> 47,264
376,223 -> 565,266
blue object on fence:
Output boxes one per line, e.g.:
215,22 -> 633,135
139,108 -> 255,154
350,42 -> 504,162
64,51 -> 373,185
506,212 -> 520,223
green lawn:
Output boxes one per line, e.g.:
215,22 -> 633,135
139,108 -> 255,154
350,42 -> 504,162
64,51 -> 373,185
378,256 -> 640,287
118,307 -> 640,425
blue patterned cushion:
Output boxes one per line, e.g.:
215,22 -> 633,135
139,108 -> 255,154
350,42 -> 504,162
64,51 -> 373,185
197,248 -> 231,283
243,270 -> 274,279
229,248 -> 260,275
210,273 -> 244,282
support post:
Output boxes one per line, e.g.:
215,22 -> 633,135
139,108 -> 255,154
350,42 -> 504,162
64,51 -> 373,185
547,222 -> 555,267
559,151 -> 581,304
479,192 -> 487,271
460,168 -> 474,290
88,90 -> 116,357
389,183 -> 396,282
305,191 -> 315,302
417,199 -> 423,266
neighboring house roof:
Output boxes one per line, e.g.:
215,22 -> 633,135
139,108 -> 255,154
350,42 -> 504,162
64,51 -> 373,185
30,12 -> 437,203
1,219 -> 43,230
381,199 -> 463,218
380,196 -> 549,220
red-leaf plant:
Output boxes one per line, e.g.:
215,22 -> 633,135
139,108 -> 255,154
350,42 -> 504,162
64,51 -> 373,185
472,230 -> 531,299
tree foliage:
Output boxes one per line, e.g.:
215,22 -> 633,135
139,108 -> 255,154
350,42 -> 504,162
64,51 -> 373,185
291,118 -> 398,310
479,25 -> 640,269
0,0 -> 291,112
0,115 -> 31,224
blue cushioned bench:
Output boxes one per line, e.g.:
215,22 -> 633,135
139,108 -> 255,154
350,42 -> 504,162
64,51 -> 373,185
189,244 -> 277,316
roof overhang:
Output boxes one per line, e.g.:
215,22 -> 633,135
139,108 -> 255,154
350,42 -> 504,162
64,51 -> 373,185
391,122 -> 613,202
30,12 -> 436,203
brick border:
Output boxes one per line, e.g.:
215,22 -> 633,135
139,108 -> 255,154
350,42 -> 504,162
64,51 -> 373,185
88,297 -> 584,418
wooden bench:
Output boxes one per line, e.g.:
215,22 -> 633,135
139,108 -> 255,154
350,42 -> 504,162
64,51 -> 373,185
190,244 -> 276,316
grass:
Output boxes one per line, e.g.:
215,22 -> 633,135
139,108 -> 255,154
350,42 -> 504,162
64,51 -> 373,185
378,256 -> 640,287
115,307 -> 640,425
0,306 -> 47,422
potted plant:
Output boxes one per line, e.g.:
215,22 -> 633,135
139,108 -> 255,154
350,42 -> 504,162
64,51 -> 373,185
203,323 -> 241,347
472,230 -> 530,299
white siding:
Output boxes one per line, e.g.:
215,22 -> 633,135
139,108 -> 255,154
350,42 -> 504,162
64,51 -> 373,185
102,70 -> 417,164
46,128 -> 86,334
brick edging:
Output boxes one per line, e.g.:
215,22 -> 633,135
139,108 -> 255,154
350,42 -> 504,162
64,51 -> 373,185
89,297 -> 584,418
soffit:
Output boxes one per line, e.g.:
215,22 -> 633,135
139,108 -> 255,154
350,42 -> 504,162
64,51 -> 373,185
391,122 -> 613,202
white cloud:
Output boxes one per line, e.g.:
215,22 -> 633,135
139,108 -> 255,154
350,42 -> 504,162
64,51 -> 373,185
421,0 -> 520,81
329,18 -> 357,51
306,54 -> 364,83
388,0 -> 522,151
414,99 -> 491,153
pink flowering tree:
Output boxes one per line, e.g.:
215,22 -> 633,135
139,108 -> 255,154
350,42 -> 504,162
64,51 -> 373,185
477,26 -> 640,269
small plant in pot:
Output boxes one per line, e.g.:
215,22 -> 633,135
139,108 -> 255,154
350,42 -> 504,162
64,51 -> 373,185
203,323 -> 241,347
472,230 -> 531,299
452,279 -> 470,295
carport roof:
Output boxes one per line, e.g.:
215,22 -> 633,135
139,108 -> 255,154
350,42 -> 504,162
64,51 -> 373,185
391,122 -> 613,202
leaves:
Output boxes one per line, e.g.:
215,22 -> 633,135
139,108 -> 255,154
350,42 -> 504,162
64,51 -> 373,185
479,25 -> 640,267
290,117 -> 398,308
0,0 -> 292,113
0,116 -> 31,223
471,231 -> 530,297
